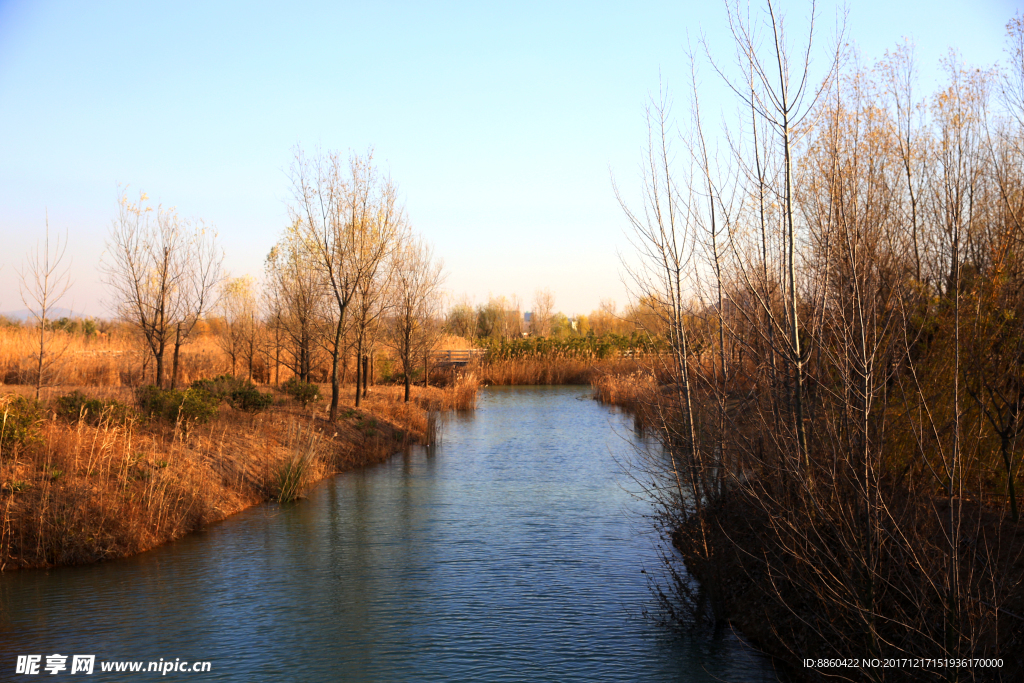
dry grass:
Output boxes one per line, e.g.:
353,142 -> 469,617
433,334 -> 477,351
590,370 -> 658,413
374,372 -> 481,413
0,384 -> 446,570
0,321 -> 658,571
480,357 -> 644,386
0,326 -> 228,391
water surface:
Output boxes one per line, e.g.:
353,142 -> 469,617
1,386 -> 780,681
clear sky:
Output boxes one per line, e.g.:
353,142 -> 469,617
0,0 -> 1019,318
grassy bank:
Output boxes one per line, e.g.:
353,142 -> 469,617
0,374 -> 479,570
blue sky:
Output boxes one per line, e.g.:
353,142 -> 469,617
0,0 -> 1019,317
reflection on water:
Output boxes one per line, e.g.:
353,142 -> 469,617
0,386 -> 781,681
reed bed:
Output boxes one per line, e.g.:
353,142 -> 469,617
479,357 -> 644,386
374,372 -> 481,413
590,370 -> 658,414
0,384 -> 441,570
0,325 -> 228,390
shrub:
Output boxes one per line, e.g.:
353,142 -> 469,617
135,385 -> 219,426
54,391 -> 104,422
53,391 -> 133,426
231,385 -> 274,412
191,375 -> 272,412
282,377 -> 321,407
178,387 -> 220,424
0,395 -> 43,454
136,385 -> 179,419
189,374 -> 240,400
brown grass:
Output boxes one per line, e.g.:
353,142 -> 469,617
0,383 -> 454,570
480,357 -> 644,386
374,372 -> 481,414
433,334 -> 477,351
0,326 -> 228,390
590,370 -> 657,413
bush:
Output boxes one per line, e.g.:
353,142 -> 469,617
191,375 -> 272,412
282,377 -> 321,407
135,385 -> 178,419
53,391 -> 133,426
54,391 -> 104,422
231,385 -> 274,412
179,387 -> 219,424
0,395 -> 43,454
136,385 -> 219,426
189,374 -> 238,400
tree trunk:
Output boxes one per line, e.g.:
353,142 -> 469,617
354,336 -> 363,408
273,329 -> 280,387
155,340 -> 166,389
35,315 -> 45,400
170,324 -> 183,390
329,316 -> 343,421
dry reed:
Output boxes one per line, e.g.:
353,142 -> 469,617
479,357 -> 644,386
0,326 -> 228,390
0,382 -> 446,570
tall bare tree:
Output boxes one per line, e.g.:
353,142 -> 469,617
386,236 -> 445,401
531,289 -> 555,337
104,191 -> 184,389
18,218 -> 73,399
169,220 -> 223,389
104,190 -> 222,389
265,220 -> 324,385
291,148 -> 406,416
216,276 -> 261,380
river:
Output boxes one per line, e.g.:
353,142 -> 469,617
0,386 -> 780,681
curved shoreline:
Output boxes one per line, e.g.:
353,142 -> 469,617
0,385 -> 447,571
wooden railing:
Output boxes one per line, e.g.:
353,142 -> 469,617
429,349 -> 486,364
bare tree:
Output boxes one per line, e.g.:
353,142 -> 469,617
715,0 -> 843,476
614,91 -> 699,537
216,276 -> 261,380
386,235 -> 445,401
18,218 -> 73,399
291,148 -> 406,416
291,148 -> 354,420
104,190 -> 222,389
265,220 -> 324,385
169,221 -> 223,388
261,274 -> 286,387
103,191 -> 181,389
531,288 -> 555,337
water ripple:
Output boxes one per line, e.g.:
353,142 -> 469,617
0,386 -> 781,682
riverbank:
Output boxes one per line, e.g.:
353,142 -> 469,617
1,386 -> 778,682
591,371 -> 1024,681
0,377 -> 478,571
